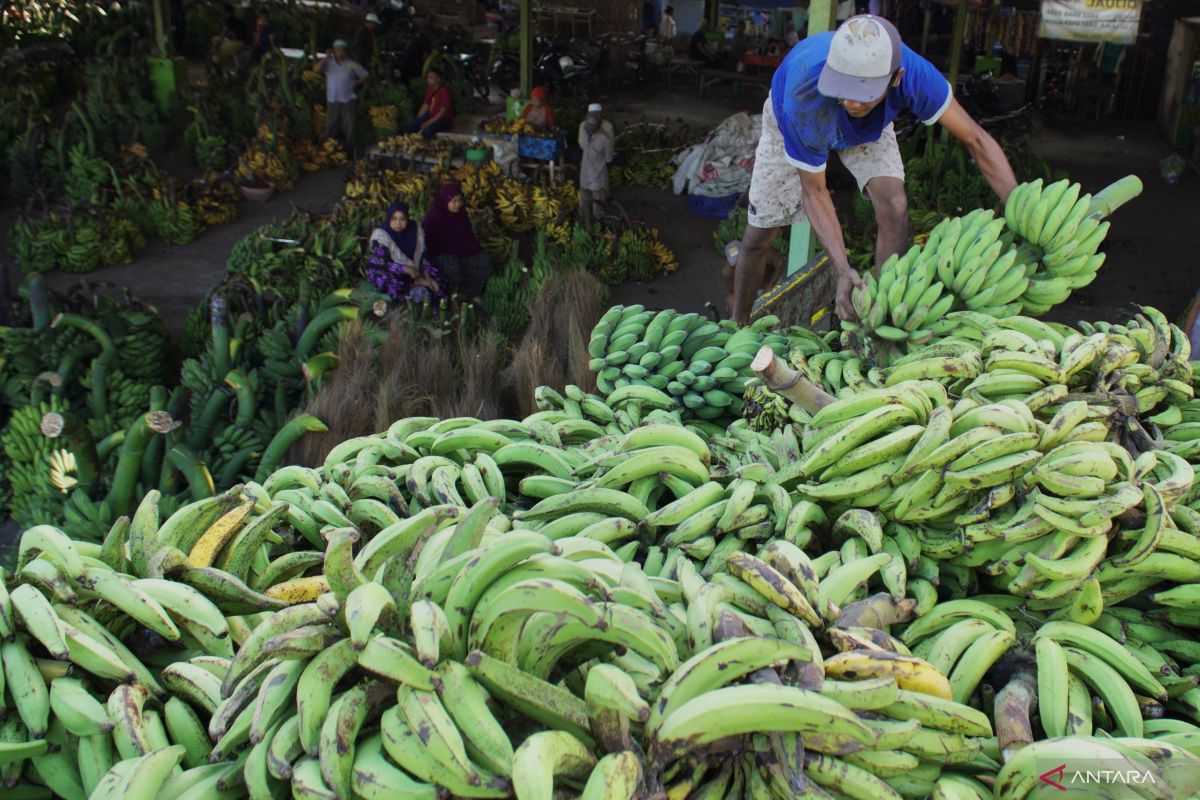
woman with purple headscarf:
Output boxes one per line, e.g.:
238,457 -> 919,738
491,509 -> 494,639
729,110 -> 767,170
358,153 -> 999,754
423,184 -> 494,303
366,201 -> 441,302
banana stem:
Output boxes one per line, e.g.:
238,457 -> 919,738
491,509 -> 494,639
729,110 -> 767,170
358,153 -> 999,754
97,429 -> 125,460
225,369 -> 257,428
211,295 -> 231,379
26,274 -> 50,331
1088,175 -> 1143,220
751,346 -> 836,414
29,371 -> 61,405
255,413 -> 328,481
167,444 -> 216,500
107,412 -> 177,516
141,386 -> 169,490
218,447 -> 255,489
158,386 -> 190,496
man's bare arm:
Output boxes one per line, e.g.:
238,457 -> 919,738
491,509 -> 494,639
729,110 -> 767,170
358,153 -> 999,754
938,98 -> 1017,202
798,168 -> 865,320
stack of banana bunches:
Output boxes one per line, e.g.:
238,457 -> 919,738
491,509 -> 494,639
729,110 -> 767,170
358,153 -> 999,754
6,176 -> 1200,800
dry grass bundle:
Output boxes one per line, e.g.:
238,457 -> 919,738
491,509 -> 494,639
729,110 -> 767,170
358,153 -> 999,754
508,267 -> 606,416
447,330 -> 509,419
291,319 -> 380,466
509,335 -> 556,419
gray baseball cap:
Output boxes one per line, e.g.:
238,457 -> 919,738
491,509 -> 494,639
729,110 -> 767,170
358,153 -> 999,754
818,15 -> 903,103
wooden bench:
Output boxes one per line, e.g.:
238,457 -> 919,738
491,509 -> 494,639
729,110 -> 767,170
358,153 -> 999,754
699,67 -> 770,97
665,57 -> 703,88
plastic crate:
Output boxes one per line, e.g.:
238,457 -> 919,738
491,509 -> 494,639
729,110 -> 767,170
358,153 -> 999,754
517,134 -> 563,161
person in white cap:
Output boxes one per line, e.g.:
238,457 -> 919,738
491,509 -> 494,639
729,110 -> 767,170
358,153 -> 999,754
311,39 -> 370,152
355,12 -> 381,66
730,14 -> 1018,324
578,104 -> 615,233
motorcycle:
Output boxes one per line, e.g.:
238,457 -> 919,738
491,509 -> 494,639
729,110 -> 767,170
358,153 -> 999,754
536,40 -> 603,99
439,37 -> 491,99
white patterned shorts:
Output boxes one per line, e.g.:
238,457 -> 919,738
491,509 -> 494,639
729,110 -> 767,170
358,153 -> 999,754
747,95 -> 906,229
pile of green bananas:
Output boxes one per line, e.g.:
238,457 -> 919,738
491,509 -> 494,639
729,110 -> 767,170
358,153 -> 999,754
1004,177 -> 1141,314
482,238 -> 556,340
7,210 -> 141,274
147,197 -> 205,247
6,358 -> 1200,799
848,175 -> 1143,352
225,213 -> 363,296
587,305 -> 790,422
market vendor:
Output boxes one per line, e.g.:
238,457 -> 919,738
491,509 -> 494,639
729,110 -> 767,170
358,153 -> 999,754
367,201 -> 441,302
354,12 -> 381,67
518,87 -> 556,131
578,104 -> 615,234
730,15 -> 1018,324
404,68 -> 454,140
312,39 -> 369,153
689,20 -> 718,66
424,185 -> 494,304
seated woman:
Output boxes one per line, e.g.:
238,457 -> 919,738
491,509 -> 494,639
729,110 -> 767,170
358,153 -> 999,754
366,201 -> 441,302
423,184 -> 494,304
519,86 -> 555,131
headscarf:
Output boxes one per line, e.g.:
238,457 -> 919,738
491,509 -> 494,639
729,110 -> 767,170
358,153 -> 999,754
423,185 -> 482,258
383,201 -> 419,259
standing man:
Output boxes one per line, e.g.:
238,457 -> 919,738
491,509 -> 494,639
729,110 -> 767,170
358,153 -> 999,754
730,15 -> 1017,323
660,5 -> 677,40
355,12 -> 381,67
577,104 -> 615,233
312,39 -> 369,153
249,7 -> 276,64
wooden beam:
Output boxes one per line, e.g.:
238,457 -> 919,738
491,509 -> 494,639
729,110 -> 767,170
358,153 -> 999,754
807,0 -> 837,37
151,0 -> 169,57
941,0 -> 968,142
519,0 -> 532,96
785,0 -> 838,274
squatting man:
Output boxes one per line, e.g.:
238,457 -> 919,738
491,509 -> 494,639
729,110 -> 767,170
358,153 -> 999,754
730,15 -> 1018,324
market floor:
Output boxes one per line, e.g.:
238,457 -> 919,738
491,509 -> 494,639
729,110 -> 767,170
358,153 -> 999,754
10,90 -> 1192,337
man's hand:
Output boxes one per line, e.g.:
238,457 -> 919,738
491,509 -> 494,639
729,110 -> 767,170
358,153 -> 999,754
835,266 -> 865,322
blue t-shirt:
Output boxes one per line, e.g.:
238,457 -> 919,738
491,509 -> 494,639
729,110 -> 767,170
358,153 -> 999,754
770,31 -> 952,172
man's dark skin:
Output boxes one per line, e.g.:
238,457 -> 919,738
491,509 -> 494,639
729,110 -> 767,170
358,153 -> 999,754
731,71 -> 1018,324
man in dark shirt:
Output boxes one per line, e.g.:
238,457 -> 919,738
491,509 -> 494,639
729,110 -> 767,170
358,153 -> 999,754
223,3 -> 247,41
354,12 -> 381,67
690,20 -> 718,65
250,9 -> 276,64
401,21 -> 432,83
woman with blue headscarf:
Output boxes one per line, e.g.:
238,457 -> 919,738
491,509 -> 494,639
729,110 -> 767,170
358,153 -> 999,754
367,201 -> 441,302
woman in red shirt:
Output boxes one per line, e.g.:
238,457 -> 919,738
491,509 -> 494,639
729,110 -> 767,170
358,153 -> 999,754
404,68 -> 454,140
518,86 -> 555,131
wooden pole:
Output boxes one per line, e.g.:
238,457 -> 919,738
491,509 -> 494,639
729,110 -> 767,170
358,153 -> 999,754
519,0 -> 532,97
785,0 -> 838,275
152,0 -> 168,57
940,0 -> 968,142
920,0 -> 933,55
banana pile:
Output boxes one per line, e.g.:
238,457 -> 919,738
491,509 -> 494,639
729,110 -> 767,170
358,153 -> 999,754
368,104 -> 399,134
587,305 -> 789,422
224,212 -> 363,294
848,175 -> 1143,352
7,210 -> 144,274
481,235 -> 553,338
6,363 -> 1200,799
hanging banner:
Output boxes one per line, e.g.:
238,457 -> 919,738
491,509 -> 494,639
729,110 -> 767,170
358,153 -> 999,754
1038,0 -> 1142,44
